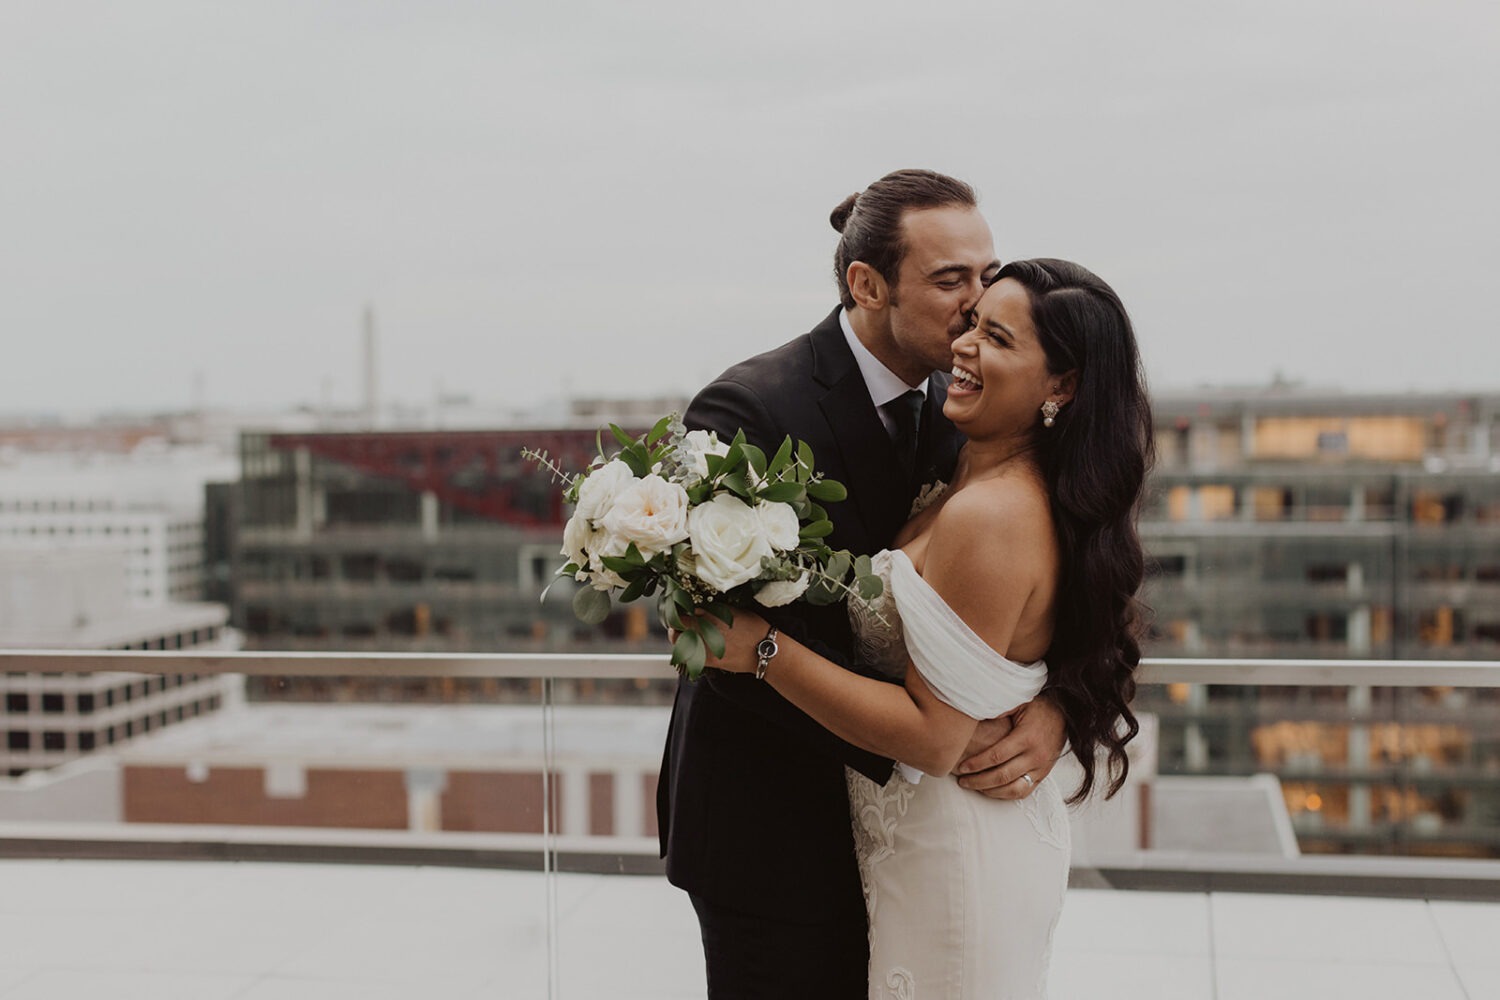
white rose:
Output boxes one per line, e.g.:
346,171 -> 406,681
600,474 -> 690,557
756,501 -> 801,552
574,460 -> 636,522
560,511 -> 594,573
687,493 -> 774,592
586,529 -> 629,591
680,429 -> 730,480
755,572 -> 810,608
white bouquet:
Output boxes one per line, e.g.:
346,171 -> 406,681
525,415 -> 882,678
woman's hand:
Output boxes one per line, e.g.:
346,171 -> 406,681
696,607 -> 770,675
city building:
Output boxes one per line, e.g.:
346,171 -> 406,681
1137,388 -> 1500,857
215,387 -> 1500,857
228,408 -> 683,703
0,436 -> 236,605
0,548 -> 239,777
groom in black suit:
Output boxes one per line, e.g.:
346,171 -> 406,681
657,170 -> 1069,998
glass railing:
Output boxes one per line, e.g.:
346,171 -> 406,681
3,650 -> 1500,994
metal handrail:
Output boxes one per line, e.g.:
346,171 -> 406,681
3,650 -> 1500,686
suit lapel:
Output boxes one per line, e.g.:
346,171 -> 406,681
810,312 -> 910,551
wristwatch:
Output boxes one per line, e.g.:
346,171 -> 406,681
754,627 -> 780,681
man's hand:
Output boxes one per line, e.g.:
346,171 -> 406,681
952,695 -> 1067,800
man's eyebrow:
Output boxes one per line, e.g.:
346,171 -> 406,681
927,262 -> 975,277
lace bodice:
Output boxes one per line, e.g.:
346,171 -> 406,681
849,549 -> 911,683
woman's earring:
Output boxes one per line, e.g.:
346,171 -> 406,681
1041,400 -> 1060,428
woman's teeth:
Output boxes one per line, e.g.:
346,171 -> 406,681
951,366 -> 983,391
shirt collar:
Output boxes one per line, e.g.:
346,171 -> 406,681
839,309 -> 929,409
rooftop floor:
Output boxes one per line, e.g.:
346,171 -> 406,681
1,859 -> 1496,999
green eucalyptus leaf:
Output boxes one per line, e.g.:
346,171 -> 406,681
796,441 -> 815,481
768,436 -> 794,477
759,482 -> 804,504
621,575 -> 650,603
721,443 -> 745,473
854,554 -> 873,578
804,578 -> 840,605
674,629 -> 707,679
610,423 -> 636,449
742,443 -> 767,480
646,415 -> 673,445
723,471 -> 751,498
807,479 -> 848,502
856,574 -> 884,601
619,448 -> 650,478
799,519 -> 834,540
698,616 -> 726,660
573,586 -> 612,625
827,550 -> 852,581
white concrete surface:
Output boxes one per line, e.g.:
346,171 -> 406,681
0,859 -> 1494,999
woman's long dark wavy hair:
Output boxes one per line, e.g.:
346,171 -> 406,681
1000,258 -> 1154,803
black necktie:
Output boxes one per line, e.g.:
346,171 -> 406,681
884,389 -> 924,481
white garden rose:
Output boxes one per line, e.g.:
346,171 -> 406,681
680,429 -> 730,480
687,493 -> 775,592
574,460 -> 636,522
755,572 -> 810,608
560,511 -> 594,575
599,474 -> 690,557
586,529 -> 629,591
756,500 -> 801,552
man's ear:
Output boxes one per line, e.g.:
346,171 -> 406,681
847,262 -> 889,310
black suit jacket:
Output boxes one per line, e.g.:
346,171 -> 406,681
656,308 -> 962,921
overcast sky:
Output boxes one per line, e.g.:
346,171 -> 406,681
4,1 -> 1497,417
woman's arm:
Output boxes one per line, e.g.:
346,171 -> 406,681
705,481 -> 1051,776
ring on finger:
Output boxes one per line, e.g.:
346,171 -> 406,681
1020,772 -> 1034,788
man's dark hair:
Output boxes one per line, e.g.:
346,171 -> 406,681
830,169 -> 978,310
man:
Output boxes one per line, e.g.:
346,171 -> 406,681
656,169 -> 1069,998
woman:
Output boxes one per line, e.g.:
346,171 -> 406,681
704,258 -> 1153,999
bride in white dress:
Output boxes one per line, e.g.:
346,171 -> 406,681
705,259 -> 1152,999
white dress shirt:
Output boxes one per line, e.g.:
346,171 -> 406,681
839,309 -> 928,438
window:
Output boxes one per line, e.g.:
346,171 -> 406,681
41,693 -> 64,714
7,732 -> 30,750
1306,565 -> 1350,585
79,732 -> 96,751
42,732 -> 65,751
5,694 -> 27,713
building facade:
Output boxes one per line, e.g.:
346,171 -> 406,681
230,427 -> 671,702
1137,389 -> 1500,857
0,549 -> 239,777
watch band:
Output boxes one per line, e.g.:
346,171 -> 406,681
754,627 -> 780,681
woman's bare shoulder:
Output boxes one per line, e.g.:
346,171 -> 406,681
930,473 -> 1050,548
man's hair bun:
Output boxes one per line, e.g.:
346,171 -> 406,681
829,192 -> 860,233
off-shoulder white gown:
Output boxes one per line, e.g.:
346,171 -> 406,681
846,548 -> 1070,1000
